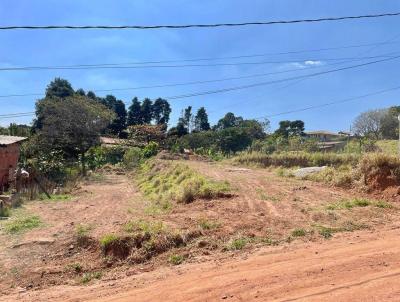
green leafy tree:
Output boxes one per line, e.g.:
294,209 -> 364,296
100,95 -> 127,136
214,112 -> 243,130
194,107 -> 210,132
45,77 -> 74,98
76,88 -> 86,96
127,97 -> 142,126
380,106 -> 400,139
274,120 -> 305,138
33,95 -> 114,174
152,98 -> 171,125
141,98 -> 153,124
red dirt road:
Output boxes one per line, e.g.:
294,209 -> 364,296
89,227 -> 400,302
10,226 -> 398,302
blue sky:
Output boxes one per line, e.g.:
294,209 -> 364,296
1,0 -> 400,131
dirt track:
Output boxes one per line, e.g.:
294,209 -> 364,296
1,160 -> 400,301
6,226 -> 400,302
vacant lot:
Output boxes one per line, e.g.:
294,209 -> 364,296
0,159 -> 399,301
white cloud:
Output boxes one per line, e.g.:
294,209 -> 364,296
304,60 -> 323,66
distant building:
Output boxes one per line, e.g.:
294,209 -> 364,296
305,130 -> 350,152
99,136 -> 126,147
0,135 -> 27,192
305,130 -> 343,142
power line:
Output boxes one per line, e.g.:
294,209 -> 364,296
0,53 -> 397,72
0,54 -> 398,116
1,12 -> 400,30
165,55 -> 400,100
0,54 -> 390,99
254,85 -> 400,119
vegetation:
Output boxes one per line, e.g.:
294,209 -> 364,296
4,215 -> 42,234
227,237 -> 248,250
291,228 -> 307,237
80,272 -> 102,284
326,198 -> 391,210
232,151 -> 360,168
169,254 -> 184,265
137,160 -> 231,204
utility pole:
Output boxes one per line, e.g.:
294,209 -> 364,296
398,114 -> 400,156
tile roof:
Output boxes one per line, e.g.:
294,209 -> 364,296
0,135 -> 27,146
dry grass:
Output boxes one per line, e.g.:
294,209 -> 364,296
232,151 -> 360,168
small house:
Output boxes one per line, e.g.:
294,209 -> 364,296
0,135 -> 27,192
305,130 -> 343,142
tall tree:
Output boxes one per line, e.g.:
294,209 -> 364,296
380,106 -> 400,139
215,112 -> 243,130
194,107 -> 210,131
100,95 -> 127,136
45,77 -> 74,98
152,98 -> 171,125
141,98 -> 153,124
127,97 -> 142,126
274,120 -> 305,138
353,109 -> 386,139
34,95 -> 114,174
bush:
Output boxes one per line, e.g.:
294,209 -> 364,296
86,145 -> 126,169
169,254 -> 184,265
142,142 -> 159,158
123,147 -> 143,169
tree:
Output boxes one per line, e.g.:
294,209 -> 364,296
127,97 -> 142,126
45,78 -> 74,98
168,121 -> 188,137
141,98 -> 153,124
380,106 -> 400,139
87,91 -> 97,100
215,112 -> 243,130
34,95 -> 114,174
76,88 -> 86,96
274,120 -> 305,138
194,107 -> 210,132
152,98 -> 171,125
353,109 -> 386,139
100,95 -> 127,136
128,124 -> 167,145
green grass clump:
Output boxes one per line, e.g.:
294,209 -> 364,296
124,219 -> 164,235
66,263 -> 83,274
80,271 -> 102,284
99,234 -> 119,248
4,215 -> 41,234
227,237 -> 247,250
291,228 -> 307,237
315,221 -> 368,239
39,193 -> 72,201
169,254 -> 184,265
326,198 -> 391,210
198,218 -> 220,230
137,160 -> 231,204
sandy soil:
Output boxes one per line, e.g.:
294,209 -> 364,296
0,159 -> 399,301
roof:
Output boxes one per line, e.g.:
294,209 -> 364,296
305,130 -> 340,136
100,136 -> 125,146
0,135 -> 27,146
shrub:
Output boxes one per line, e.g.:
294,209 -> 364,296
81,272 -> 102,284
291,228 -> 306,237
0,206 -> 10,218
169,254 -> 184,265
228,238 -> 247,250
99,234 -> 119,249
123,147 -> 143,169
142,142 -> 159,158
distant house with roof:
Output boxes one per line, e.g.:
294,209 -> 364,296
305,130 -> 350,151
0,135 -> 27,192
